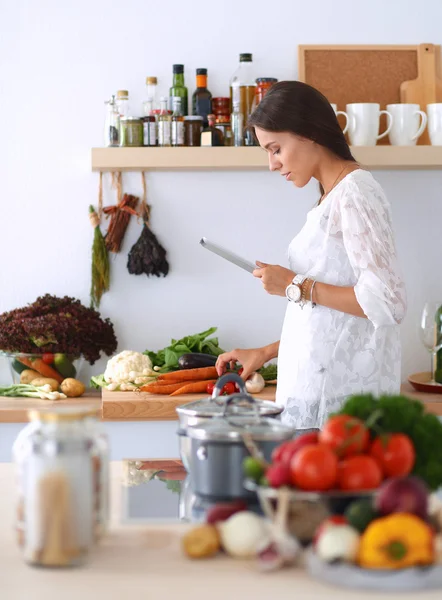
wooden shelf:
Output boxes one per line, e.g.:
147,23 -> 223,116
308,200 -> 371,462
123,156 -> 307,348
91,146 -> 442,172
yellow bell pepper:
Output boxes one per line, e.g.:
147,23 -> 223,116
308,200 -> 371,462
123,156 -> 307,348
358,513 -> 434,569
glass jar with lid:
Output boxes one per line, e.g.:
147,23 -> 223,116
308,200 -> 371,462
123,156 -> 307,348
12,406 -> 100,567
255,78 -> 278,105
184,116 -> 203,146
120,117 -> 143,147
116,90 -> 130,118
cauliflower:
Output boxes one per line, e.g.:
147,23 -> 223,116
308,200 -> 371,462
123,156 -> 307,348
104,350 -> 154,384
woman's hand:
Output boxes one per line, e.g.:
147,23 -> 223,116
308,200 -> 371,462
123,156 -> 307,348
253,261 -> 295,296
215,347 -> 268,380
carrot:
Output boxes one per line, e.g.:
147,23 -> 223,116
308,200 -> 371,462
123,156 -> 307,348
140,381 -> 190,394
18,357 -> 64,384
170,379 -> 216,396
157,367 -> 218,382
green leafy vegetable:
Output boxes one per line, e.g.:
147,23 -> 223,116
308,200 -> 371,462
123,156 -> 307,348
144,327 -> 225,372
337,394 -> 442,491
258,363 -> 277,382
90,374 -> 107,389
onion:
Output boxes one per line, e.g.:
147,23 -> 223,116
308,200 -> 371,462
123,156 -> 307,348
375,476 -> 429,520
218,511 -> 269,558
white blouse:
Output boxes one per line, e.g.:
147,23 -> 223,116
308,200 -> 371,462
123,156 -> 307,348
276,169 -> 407,430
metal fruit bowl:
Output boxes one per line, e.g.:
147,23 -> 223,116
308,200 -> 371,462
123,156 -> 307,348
244,479 -> 375,545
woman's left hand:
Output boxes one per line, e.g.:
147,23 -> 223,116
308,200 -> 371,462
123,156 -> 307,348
253,261 -> 295,296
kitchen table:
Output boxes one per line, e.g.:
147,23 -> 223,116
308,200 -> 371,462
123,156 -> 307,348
1,459 -> 440,600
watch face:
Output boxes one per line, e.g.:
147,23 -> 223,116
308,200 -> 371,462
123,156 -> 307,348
286,284 -> 301,302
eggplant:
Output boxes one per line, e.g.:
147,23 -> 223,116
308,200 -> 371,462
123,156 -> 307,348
178,353 -> 217,369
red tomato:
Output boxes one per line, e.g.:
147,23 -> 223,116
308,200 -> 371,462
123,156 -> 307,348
313,515 -> 348,547
222,382 -> 236,395
42,353 -> 54,365
206,382 -> 215,395
369,434 -> 415,478
337,455 -> 382,491
319,415 -> 369,458
290,444 -> 338,491
238,368 -> 244,376
272,432 -> 319,465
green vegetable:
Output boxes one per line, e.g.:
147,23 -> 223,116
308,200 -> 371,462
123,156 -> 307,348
345,499 -> 377,533
53,353 -> 76,378
12,359 -> 28,375
257,363 -> 277,382
337,394 -> 442,491
90,374 -> 107,389
144,327 -> 225,372
243,457 -> 265,482
0,384 -> 62,399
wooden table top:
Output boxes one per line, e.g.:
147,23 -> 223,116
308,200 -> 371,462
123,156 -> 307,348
0,383 -> 441,423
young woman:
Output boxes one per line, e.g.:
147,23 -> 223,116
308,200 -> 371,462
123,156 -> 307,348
216,81 -> 407,432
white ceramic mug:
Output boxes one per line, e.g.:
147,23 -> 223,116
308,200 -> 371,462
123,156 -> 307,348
330,103 -> 349,135
427,103 -> 442,145
387,104 -> 427,146
346,103 -> 393,146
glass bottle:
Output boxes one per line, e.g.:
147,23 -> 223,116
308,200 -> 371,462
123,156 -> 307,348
192,68 -> 212,126
201,114 -> 224,146
143,76 -> 158,114
435,304 -> 442,383
230,53 -> 256,126
104,95 -> 120,147
231,100 -> 244,147
116,89 -> 130,118
171,97 -> 185,147
158,96 -> 172,147
169,64 -> 188,115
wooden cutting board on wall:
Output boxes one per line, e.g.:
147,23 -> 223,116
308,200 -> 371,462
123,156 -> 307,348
298,44 -> 441,145
400,44 -> 442,144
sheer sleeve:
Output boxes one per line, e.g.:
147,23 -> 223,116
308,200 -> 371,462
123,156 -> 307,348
340,182 -> 407,327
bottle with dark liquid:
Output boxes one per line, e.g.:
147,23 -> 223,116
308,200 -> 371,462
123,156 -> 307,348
201,114 -> 224,146
192,68 -> 212,126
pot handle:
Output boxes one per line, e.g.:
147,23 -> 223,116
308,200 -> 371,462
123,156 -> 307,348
222,392 -> 259,420
211,372 -> 247,400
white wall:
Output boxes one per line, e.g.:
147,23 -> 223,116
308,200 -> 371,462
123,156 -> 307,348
1,0 -> 442,383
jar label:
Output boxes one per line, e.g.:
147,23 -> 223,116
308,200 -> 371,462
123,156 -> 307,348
143,121 -> 157,146
158,121 -> 171,146
171,121 -> 184,146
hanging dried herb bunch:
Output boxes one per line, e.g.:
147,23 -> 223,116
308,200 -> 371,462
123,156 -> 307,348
89,203 -> 110,308
103,173 -> 139,253
127,204 -> 169,277
127,173 -> 169,278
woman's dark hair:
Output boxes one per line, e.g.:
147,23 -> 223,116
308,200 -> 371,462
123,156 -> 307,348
248,81 -> 357,194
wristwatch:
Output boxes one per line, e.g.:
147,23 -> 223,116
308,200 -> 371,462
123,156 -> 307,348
285,274 -> 306,305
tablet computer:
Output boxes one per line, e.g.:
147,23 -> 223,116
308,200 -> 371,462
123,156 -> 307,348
199,237 -> 257,274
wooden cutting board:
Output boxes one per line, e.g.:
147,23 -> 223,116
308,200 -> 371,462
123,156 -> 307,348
400,43 -> 442,144
101,387 -> 277,421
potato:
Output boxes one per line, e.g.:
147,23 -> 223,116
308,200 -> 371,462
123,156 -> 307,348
20,369 -> 41,384
31,377 -> 59,392
60,378 -> 85,398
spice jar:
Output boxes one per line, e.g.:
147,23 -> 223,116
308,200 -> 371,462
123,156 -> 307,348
12,407 -> 99,567
184,116 -> 203,146
255,78 -> 278,105
215,120 -> 232,146
120,116 -> 143,147
212,97 -> 231,118
141,116 -> 157,146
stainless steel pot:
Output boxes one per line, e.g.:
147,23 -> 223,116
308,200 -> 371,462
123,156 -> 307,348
187,393 -> 295,501
176,373 -> 283,471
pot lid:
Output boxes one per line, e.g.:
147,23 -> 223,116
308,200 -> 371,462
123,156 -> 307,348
186,393 -> 294,442
187,414 -> 294,442
176,395 -> 282,418
176,372 -> 282,418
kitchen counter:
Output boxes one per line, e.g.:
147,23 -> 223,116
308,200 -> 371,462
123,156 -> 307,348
0,461 -> 439,600
1,383 -> 442,463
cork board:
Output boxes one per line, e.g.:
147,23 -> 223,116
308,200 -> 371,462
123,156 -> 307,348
298,45 -> 420,145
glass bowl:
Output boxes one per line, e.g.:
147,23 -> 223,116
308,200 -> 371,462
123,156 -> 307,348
0,352 -> 85,385
244,479 -> 375,545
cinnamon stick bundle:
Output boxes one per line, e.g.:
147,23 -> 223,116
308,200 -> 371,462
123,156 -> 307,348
104,193 -> 139,253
